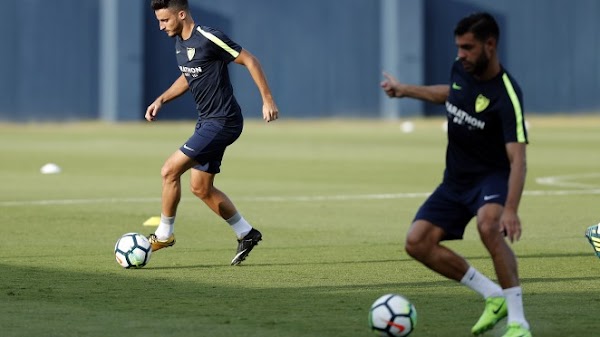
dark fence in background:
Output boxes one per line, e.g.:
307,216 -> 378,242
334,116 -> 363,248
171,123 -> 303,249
0,0 -> 99,121
0,0 -> 598,121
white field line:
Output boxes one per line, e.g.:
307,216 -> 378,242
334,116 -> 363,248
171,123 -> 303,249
2,173 -> 598,207
1,189 -> 600,207
535,173 -> 600,189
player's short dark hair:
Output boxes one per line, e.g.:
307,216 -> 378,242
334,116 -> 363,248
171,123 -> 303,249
454,12 -> 500,43
151,0 -> 189,12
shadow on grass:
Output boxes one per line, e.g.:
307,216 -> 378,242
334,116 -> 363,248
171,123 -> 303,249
0,263 -> 412,337
148,250 -> 594,270
0,263 -> 597,337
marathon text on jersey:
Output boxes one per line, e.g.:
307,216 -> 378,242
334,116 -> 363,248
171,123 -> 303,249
179,65 -> 203,78
446,101 -> 486,130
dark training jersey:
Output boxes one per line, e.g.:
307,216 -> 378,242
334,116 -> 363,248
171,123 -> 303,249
443,60 -> 528,186
175,25 -> 243,121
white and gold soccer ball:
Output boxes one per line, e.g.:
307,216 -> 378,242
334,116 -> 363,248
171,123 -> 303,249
369,293 -> 417,337
114,233 -> 152,268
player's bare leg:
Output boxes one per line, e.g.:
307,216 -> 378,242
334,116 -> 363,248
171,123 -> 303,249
405,220 -> 508,335
190,169 -> 237,219
190,169 -> 262,265
148,150 -> 196,251
405,220 -> 470,281
477,204 -> 519,288
477,204 -> 530,336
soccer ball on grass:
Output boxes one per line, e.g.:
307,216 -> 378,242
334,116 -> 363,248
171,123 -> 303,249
114,232 -> 152,268
369,293 -> 417,337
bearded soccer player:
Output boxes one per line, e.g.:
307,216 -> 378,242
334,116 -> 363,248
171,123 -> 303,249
146,0 -> 279,265
381,13 -> 531,337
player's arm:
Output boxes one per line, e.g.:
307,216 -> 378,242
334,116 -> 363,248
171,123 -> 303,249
501,142 -> 527,242
380,72 -> 449,104
145,74 -> 189,122
234,49 -> 279,122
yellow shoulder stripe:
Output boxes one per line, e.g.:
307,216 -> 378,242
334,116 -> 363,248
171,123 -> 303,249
502,73 -> 526,143
197,27 -> 240,58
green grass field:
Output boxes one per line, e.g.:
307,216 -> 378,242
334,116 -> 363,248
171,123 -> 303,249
1,116 -> 599,337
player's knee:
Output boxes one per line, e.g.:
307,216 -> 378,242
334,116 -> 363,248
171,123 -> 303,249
477,206 -> 502,238
477,219 -> 499,238
190,183 -> 210,200
404,234 -> 427,260
161,163 -> 177,182
405,221 -> 440,260
404,242 -> 417,259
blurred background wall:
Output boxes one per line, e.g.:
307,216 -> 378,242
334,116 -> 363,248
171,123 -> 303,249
0,0 -> 598,122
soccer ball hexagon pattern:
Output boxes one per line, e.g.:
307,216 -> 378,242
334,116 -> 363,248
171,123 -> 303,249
369,294 -> 417,337
114,233 -> 152,268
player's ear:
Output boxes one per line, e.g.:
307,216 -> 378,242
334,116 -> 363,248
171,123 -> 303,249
485,36 -> 497,53
178,10 -> 187,20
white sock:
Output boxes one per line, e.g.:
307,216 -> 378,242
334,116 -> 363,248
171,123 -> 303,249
460,266 -> 504,298
504,286 -> 529,329
154,213 -> 175,240
226,212 -> 252,239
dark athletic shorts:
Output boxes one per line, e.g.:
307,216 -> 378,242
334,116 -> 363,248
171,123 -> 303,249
179,118 -> 243,174
413,173 -> 509,240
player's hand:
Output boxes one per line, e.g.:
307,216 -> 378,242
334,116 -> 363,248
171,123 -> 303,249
381,72 -> 405,98
499,209 -> 522,243
263,101 -> 279,122
145,100 -> 162,122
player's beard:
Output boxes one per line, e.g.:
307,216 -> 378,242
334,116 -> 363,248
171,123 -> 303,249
463,52 -> 489,77
167,21 -> 184,38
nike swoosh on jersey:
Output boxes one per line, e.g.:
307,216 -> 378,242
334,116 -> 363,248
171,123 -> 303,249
483,194 -> 500,201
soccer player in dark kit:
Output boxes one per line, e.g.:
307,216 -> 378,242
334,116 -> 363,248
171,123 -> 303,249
381,13 -> 531,337
146,0 -> 279,265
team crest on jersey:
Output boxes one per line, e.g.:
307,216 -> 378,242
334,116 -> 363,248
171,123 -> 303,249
475,94 -> 490,113
186,48 -> 196,61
